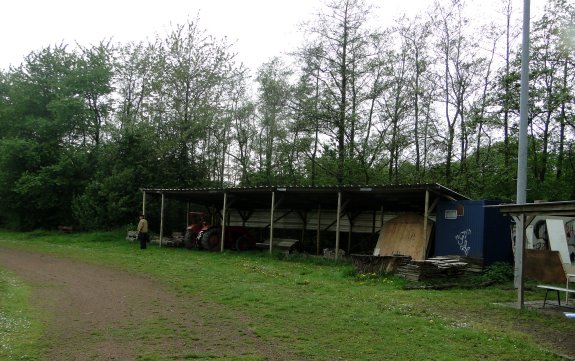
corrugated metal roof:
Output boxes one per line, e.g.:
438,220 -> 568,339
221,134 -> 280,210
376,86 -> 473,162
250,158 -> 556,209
488,200 -> 575,216
141,183 -> 468,214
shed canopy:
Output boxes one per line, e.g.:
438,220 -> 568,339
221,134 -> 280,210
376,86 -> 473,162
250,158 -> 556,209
141,183 -> 468,213
489,200 -> 575,309
490,200 -> 575,217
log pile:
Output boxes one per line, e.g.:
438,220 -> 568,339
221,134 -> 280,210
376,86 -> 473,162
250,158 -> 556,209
396,257 -> 468,281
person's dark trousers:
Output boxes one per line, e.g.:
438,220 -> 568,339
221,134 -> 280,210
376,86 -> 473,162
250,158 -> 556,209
138,232 -> 148,249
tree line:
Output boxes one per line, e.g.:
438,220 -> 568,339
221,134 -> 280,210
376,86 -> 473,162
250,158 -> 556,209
0,0 -> 573,230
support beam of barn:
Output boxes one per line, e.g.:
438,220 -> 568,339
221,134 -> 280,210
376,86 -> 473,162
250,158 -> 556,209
335,191 -> 342,260
316,204 -> 321,256
159,192 -> 165,247
423,190 -> 429,258
142,191 -> 146,216
220,192 -> 228,253
269,191 -> 276,253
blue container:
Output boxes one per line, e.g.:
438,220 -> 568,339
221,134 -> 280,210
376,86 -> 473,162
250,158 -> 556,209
434,200 -> 513,266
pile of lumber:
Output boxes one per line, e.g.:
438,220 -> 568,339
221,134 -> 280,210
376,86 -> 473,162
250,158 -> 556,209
150,232 -> 185,247
126,231 -> 138,241
396,257 -> 468,281
351,254 -> 412,275
163,232 -> 185,247
442,255 -> 484,273
256,238 -> 302,254
323,248 -> 346,259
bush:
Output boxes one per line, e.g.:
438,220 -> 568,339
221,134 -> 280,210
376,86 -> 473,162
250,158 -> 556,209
479,262 -> 514,284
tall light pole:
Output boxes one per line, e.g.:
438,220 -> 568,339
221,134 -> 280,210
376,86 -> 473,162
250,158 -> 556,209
515,0 -> 530,309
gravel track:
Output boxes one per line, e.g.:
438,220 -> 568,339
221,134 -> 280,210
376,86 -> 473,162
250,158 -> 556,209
0,247 -> 294,360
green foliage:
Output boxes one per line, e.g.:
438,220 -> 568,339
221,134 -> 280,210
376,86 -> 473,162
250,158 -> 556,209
71,125 -> 160,230
478,262 -> 515,284
0,2 -> 574,230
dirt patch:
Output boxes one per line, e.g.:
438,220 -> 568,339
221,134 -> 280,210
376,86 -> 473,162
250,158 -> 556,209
0,247 -> 297,360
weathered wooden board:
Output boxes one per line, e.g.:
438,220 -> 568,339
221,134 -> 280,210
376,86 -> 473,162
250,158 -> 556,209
373,213 -> 433,260
547,219 -> 570,263
525,249 -> 567,283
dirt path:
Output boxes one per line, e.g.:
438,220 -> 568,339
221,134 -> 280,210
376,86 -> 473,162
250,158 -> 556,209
0,247 -> 295,360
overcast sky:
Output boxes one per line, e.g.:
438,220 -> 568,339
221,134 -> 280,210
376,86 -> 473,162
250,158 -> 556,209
1,0 -> 538,72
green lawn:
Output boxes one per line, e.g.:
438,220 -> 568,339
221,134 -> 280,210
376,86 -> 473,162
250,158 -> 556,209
0,230 -> 573,360
0,266 -> 43,360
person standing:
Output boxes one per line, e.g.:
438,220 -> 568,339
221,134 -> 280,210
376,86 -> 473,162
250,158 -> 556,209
137,214 -> 149,249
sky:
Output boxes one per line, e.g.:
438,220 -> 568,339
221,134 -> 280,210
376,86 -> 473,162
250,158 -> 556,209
1,0 -> 539,73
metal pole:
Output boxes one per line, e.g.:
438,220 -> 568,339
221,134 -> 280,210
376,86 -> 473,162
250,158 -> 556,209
159,193 -> 165,248
269,191 -> 275,254
220,192 -> 227,253
515,0 -> 531,309
335,191 -> 342,260
142,191 -> 146,216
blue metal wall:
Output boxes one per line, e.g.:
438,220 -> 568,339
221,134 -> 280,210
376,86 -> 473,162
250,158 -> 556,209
435,200 -> 512,265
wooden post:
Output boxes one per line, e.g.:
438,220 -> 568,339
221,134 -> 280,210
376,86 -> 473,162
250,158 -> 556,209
269,191 -> 275,253
423,190 -> 429,260
159,193 -> 165,248
142,191 -> 146,216
335,191 -> 342,260
220,192 -> 227,253
301,211 -> 307,248
347,215 -> 352,254
515,214 -> 526,308
316,204 -> 321,256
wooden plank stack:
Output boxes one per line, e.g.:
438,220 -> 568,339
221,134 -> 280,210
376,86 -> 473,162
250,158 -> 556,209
396,257 -> 469,281
351,254 -> 412,275
443,255 -> 484,273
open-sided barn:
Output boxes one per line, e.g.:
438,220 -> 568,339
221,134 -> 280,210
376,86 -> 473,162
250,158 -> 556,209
140,183 -> 469,258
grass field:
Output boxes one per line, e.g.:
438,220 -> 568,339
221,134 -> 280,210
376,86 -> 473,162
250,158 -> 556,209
0,230 -> 574,360
0,265 -> 43,360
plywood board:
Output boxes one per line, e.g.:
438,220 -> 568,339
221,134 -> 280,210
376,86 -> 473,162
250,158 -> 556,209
374,213 -> 433,260
525,249 -> 566,283
547,219 -> 570,263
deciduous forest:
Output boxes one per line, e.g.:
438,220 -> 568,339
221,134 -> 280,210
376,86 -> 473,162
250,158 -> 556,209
0,0 -> 574,230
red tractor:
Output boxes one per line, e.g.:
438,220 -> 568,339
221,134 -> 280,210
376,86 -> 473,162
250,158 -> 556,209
183,212 -> 256,251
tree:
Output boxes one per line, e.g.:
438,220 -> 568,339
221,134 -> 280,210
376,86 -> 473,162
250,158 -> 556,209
396,15 -> 436,181
0,44 -> 112,229
431,0 -> 487,186
300,0 -> 376,184
254,58 -> 293,184
148,17 -> 240,187
526,0 -> 575,184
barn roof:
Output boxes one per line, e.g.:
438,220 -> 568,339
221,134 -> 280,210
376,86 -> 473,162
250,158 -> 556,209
141,183 -> 468,213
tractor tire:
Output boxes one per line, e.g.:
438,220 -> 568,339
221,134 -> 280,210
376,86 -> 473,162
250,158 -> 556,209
200,228 -> 221,251
184,231 -> 194,249
234,235 -> 252,251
